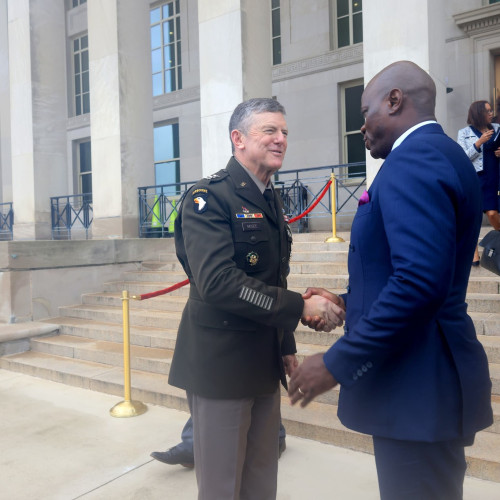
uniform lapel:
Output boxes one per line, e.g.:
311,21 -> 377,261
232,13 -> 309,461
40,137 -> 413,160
226,158 -> 277,223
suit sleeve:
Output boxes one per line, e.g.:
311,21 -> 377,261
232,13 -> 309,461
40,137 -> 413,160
324,143 -> 464,387
179,184 -> 304,332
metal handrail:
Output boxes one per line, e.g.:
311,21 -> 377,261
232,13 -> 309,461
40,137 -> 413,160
137,162 -> 366,237
50,194 -> 93,240
0,202 -> 14,241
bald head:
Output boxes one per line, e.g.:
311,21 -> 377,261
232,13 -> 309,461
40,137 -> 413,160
361,61 -> 437,159
368,61 -> 436,118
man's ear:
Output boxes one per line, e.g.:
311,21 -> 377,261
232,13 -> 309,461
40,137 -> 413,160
388,88 -> 403,114
231,129 -> 245,150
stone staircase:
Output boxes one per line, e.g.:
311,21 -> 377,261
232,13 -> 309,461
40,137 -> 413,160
1,231 -> 500,482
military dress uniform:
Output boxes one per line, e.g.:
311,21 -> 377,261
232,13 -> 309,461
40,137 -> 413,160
168,157 -> 304,499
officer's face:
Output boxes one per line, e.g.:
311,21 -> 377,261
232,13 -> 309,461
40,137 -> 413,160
237,112 -> 288,178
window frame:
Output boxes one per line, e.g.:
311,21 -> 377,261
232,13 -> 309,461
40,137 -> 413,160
340,80 -> 366,179
72,33 -> 90,116
271,0 -> 281,65
332,0 -> 363,50
150,0 -> 182,96
153,121 -> 180,195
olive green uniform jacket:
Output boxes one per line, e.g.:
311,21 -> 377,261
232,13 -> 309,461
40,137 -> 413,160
168,158 -> 304,398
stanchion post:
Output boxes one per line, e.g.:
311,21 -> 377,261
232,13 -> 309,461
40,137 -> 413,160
325,172 -> 345,243
110,290 -> 147,417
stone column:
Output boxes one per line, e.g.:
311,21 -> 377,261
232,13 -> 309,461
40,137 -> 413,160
8,0 -> 68,239
198,0 -> 272,176
362,0 -> 447,184
0,0 -> 11,204
87,0 -> 154,239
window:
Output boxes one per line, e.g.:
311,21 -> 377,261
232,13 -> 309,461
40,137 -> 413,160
72,0 -> 87,7
151,1 -> 182,96
342,82 -> 365,177
154,123 -> 180,195
73,34 -> 90,115
336,0 -> 362,48
490,1 -> 500,4
272,0 -> 281,65
78,140 -> 92,202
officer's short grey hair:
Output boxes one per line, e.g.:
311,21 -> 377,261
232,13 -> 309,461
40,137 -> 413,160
229,98 -> 286,152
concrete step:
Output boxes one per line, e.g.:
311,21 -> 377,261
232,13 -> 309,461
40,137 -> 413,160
468,277 -> 500,294
291,250 -> 348,263
30,334 -> 173,375
58,304 -> 182,330
122,270 -> 189,283
39,316 -> 179,350
467,294 -> 500,314
82,292 -> 187,312
292,240 -> 350,252
289,262 -> 349,275
139,260 -> 186,272
0,350 -> 498,482
103,280 -> 191,296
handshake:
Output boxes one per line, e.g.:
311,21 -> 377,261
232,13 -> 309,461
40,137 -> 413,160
300,287 -> 345,333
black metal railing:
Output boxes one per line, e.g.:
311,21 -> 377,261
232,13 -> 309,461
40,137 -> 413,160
50,194 -> 93,240
138,162 -> 366,237
0,202 -> 14,241
138,182 -> 194,238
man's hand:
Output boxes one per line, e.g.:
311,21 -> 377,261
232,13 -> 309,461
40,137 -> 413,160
301,288 -> 346,332
283,354 -> 298,377
288,353 -> 338,407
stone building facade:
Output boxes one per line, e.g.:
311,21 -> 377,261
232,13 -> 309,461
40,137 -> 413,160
1,0 -> 500,241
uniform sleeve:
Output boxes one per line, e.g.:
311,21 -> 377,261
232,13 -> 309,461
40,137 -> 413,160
179,184 -> 304,332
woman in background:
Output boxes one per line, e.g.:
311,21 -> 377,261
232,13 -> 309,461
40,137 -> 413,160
457,100 -> 500,265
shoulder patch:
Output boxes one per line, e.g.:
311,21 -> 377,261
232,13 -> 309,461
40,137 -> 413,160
192,188 -> 209,214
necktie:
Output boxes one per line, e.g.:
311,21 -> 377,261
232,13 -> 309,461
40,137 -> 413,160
263,188 -> 276,218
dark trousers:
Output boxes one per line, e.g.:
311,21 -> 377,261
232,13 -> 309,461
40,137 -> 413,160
373,435 -> 473,500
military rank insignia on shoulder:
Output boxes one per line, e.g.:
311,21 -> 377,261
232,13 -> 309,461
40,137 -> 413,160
203,170 -> 228,183
192,188 -> 209,214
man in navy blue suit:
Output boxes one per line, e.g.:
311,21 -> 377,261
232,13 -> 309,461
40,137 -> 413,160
289,61 -> 493,499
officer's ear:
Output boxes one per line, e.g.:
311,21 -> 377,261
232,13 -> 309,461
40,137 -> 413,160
231,129 -> 246,151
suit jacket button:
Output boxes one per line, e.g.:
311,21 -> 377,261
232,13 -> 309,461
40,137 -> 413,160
281,257 -> 287,263
353,374 -> 358,381
250,236 -> 256,242
223,320 -> 229,327
366,361 -> 373,368
357,369 -> 363,377
362,365 -> 368,372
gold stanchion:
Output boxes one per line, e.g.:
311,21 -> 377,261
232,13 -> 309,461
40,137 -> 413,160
325,172 -> 345,243
110,290 -> 147,418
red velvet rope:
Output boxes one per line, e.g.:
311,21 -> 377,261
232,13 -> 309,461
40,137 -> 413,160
287,179 -> 332,224
135,179 -> 332,300
134,278 -> 190,301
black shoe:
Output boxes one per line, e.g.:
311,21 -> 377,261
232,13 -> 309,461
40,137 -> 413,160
472,260 -> 480,267
278,438 -> 286,458
150,446 -> 194,468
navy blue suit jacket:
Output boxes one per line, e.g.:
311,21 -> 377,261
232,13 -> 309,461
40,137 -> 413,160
324,123 -> 493,441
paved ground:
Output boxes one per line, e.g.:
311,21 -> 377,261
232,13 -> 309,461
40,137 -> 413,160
1,369 -> 500,500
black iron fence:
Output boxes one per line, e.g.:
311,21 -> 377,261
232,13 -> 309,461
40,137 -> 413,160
50,194 -> 93,240
138,162 -> 366,237
0,202 -> 14,241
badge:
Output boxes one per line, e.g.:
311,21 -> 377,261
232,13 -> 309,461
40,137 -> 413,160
240,182 -> 247,187
235,213 -> 263,219
193,196 -> 207,213
192,188 -> 208,213
242,206 -> 249,213
246,251 -> 259,266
